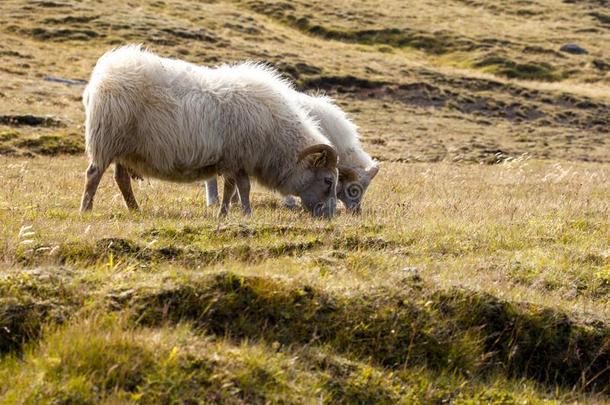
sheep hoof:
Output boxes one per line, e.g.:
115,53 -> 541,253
284,196 -> 298,210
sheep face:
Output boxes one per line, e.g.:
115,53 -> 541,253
296,144 -> 339,218
337,163 -> 379,214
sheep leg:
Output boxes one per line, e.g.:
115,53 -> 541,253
218,176 -> 236,218
80,163 -> 106,212
207,177 -> 239,206
235,172 -> 252,216
114,163 -> 139,211
205,178 -> 219,206
231,188 -> 240,205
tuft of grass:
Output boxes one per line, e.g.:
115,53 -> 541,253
0,131 -> 19,142
9,26 -> 102,42
473,56 -> 565,82
0,268 -> 86,354
590,11 -> 610,25
13,134 -> 84,156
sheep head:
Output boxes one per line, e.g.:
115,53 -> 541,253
296,144 -> 339,218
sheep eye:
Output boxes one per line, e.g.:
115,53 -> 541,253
324,177 -> 333,186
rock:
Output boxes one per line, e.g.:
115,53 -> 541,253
560,44 -> 588,55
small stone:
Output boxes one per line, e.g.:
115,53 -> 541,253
402,266 -> 421,282
560,44 -> 588,55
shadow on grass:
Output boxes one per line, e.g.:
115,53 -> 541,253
119,272 -> 610,394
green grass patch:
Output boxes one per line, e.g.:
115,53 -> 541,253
473,55 -> 565,82
13,134 -> 84,156
0,130 -> 19,142
0,268 -> 85,354
0,313 -> 570,403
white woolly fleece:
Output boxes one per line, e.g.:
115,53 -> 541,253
83,45 -> 333,195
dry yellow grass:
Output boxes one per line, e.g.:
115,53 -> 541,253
1,0 -> 609,402
1,156 -> 608,318
1,156 -> 609,401
1,0 -> 609,163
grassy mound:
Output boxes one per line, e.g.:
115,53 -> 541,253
0,131 -> 83,157
473,56 -> 565,82
122,272 -> 610,392
2,313 -> 572,404
2,267 -> 608,396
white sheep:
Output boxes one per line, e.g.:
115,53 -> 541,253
80,45 -> 339,218
205,92 -> 379,213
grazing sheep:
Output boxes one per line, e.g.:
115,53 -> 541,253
206,92 -> 379,213
80,45 -> 339,218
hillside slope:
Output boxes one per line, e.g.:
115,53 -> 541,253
0,0 -> 609,403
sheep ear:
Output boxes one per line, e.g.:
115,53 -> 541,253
339,167 -> 358,182
298,144 -> 338,169
367,162 -> 380,180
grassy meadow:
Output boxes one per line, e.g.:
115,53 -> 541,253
0,0 -> 609,403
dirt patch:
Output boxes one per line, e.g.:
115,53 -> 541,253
592,59 -> 610,71
42,15 -> 99,24
300,75 -> 388,91
159,27 -> 218,42
12,26 -> 102,41
0,115 -> 63,127
522,46 -> 565,58
0,269 -> 82,354
300,25 -> 472,55
247,1 -> 479,55
357,82 -> 546,123
589,11 -> 610,25
0,50 -> 32,59
29,0 -> 72,7
304,73 -> 609,134
275,61 -> 322,81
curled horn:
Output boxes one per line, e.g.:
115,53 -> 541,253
367,162 -> 380,179
298,144 -> 338,169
